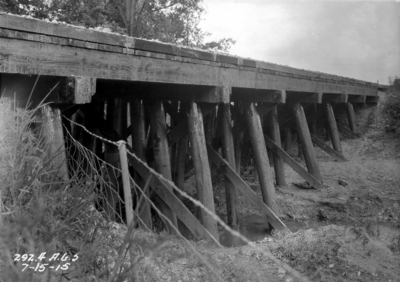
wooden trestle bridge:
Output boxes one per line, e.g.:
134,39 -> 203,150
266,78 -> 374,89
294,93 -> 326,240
0,13 -> 381,243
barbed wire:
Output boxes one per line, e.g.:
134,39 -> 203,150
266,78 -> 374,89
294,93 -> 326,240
62,119 -> 224,281
62,113 -> 312,282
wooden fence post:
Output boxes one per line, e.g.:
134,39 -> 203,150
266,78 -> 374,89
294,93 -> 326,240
118,141 -> 134,227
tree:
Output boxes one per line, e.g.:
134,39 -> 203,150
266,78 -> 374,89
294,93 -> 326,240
0,0 -> 235,52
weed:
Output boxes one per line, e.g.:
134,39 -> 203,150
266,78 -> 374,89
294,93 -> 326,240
271,228 -> 342,272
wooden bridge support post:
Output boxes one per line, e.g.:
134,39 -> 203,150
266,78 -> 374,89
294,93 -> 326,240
175,134 -> 188,201
220,103 -> 239,227
293,102 -> 323,183
325,122 -> 330,141
325,103 -> 343,154
149,101 -> 178,234
233,103 -> 243,174
130,98 -> 152,230
42,105 -> 69,181
310,119 -> 318,135
284,127 -> 293,154
298,134 -> 304,160
93,99 -> 105,156
104,99 -> 120,222
345,102 -> 357,133
204,107 -> 217,174
187,102 -> 220,240
244,102 -> 279,214
267,106 -> 286,186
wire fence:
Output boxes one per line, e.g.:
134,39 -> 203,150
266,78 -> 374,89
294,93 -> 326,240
63,114 -> 312,282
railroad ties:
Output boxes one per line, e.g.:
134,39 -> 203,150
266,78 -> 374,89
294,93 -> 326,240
0,13 -> 380,244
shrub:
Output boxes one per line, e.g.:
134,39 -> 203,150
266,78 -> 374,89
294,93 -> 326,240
271,228 -> 341,272
382,76 -> 400,135
0,97 -> 138,281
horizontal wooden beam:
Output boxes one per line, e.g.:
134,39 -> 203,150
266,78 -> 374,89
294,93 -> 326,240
232,89 -> 286,103
264,135 -> 324,189
366,96 -> 379,104
286,92 -> 322,104
322,93 -> 348,103
206,144 -> 288,231
0,35 -> 379,96
96,81 -> 231,103
347,95 -> 366,103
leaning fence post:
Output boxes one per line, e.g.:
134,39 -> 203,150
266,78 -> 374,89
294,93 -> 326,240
117,140 -> 134,227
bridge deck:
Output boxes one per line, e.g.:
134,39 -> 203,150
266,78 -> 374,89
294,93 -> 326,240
0,13 -> 378,97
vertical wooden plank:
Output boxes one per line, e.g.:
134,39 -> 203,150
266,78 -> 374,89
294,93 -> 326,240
213,105 -> 224,150
220,103 -> 239,227
149,101 -> 178,234
130,98 -> 152,230
297,134 -> 304,160
104,98 -> 120,221
93,99 -> 105,156
310,119 -> 318,135
325,122 -> 330,141
116,98 -> 128,140
175,134 -> 188,201
71,110 -> 83,141
205,107 -> 217,175
267,106 -> 286,186
187,101 -> 220,241
42,105 -> 69,180
233,103 -> 243,174
253,157 -> 259,183
325,103 -> 343,154
80,105 -> 95,151
293,102 -> 323,183
204,107 -> 216,145
244,102 -> 279,214
284,127 -> 293,154
345,102 -> 357,132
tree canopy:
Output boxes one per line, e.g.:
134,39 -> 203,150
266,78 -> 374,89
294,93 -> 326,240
0,0 -> 235,52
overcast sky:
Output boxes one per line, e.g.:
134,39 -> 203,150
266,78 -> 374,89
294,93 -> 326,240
200,0 -> 400,84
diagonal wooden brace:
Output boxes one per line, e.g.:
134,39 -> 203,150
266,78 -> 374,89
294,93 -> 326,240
263,136 -> 324,189
206,144 -> 288,231
127,148 -> 221,246
288,124 -> 348,162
